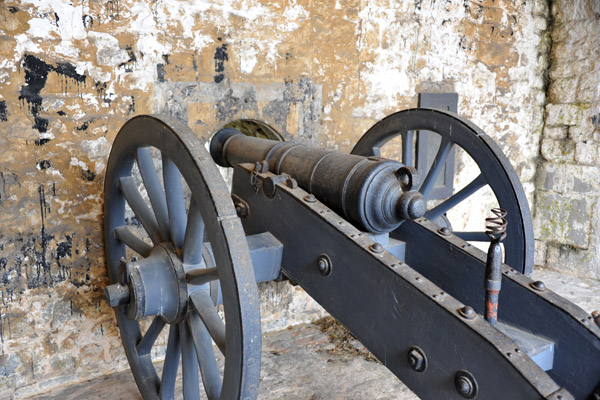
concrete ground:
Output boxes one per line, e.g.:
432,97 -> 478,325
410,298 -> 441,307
25,268 -> 599,400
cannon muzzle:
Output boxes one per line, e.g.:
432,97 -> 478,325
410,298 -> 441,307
210,128 -> 425,233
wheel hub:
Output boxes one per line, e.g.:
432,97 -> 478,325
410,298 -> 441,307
106,244 -> 189,323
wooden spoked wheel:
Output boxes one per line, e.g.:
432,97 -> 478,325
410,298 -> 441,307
352,108 -> 534,275
104,115 -> 261,399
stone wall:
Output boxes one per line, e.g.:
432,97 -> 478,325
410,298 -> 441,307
533,0 -> 600,279
0,0 -> 552,396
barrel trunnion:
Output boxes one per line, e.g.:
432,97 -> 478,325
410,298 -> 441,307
103,111 -> 600,400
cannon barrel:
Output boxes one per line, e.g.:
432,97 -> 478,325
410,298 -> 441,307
210,128 -> 426,233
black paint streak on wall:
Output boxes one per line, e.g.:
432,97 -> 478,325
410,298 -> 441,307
56,235 -> 72,281
82,14 -> 93,29
35,138 -> 50,146
157,64 -> 166,82
55,62 -> 86,94
19,55 -> 86,133
0,258 -> 7,285
36,185 -> 52,286
127,96 -> 135,115
118,45 -> 136,72
76,118 -> 94,131
23,185 -> 56,289
81,169 -> 96,181
36,160 -> 51,170
19,56 -> 51,132
264,78 -> 318,139
95,81 -> 112,104
106,0 -> 120,20
216,87 -> 258,122
214,42 -> 228,83
0,101 -> 7,122
125,215 -> 142,228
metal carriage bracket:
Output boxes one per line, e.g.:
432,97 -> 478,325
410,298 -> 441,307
231,162 -> 600,400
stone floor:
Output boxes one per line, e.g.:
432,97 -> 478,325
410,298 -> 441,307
25,268 -> 600,400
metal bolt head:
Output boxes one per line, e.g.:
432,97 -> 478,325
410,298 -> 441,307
530,280 -> 547,292
459,306 -> 476,320
370,243 -> 384,254
234,203 -> 248,217
407,346 -> 427,372
438,227 -> 451,236
304,194 -> 317,203
317,254 -> 332,276
455,370 -> 478,399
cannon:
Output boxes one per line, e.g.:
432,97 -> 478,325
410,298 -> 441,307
103,110 -> 600,399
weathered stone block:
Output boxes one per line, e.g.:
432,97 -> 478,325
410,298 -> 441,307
536,162 -> 600,194
577,74 -> 600,102
545,103 -> 587,126
534,239 -> 547,266
568,112 -> 598,141
546,244 -> 599,280
548,59 -> 587,80
532,15 -> 548,32
540,138 -> 575,163
547,78 -> 578,103
554,0 -> 599,23
574,141 -> 599,165
532,0 -> 550,16
534,191 -> 593,248
543,125 -> 568,139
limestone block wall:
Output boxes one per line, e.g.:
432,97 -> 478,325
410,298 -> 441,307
0,0 -> 551,396
533,0 -> 600,279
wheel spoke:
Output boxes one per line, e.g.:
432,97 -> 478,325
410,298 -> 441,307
136,147 -> 171,242
187,311 -> 222,399
137,316 -> 166,356
189,290 -> 226,354
180,321 -> 201,400
454,231 -> 491,242
162,153 -> 187,249
183,198 -> 205,265
186,267 -> 219,286
119,176 -> 162,244
403,131 -> 414,166
114,226 -> 153,257
425,174 -> 487,221
371,146 -> 381,157
160,324 -> 181,400
419,138 -> 453,200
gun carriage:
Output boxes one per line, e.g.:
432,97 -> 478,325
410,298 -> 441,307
103,110 -> 600,399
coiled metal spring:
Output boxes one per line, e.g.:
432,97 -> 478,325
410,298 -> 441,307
485,208 -> 507,241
